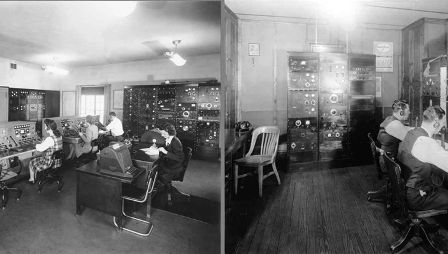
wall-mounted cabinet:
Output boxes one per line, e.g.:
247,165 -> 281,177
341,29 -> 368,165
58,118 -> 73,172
402,18 -> 447,124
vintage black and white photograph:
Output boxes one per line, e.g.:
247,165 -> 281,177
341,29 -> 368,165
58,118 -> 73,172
2,1 -> 448,254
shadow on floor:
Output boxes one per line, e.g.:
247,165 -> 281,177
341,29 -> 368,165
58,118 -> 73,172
225,161 -> 286,254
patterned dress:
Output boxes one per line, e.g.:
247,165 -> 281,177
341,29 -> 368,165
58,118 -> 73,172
29,135 -> 63,174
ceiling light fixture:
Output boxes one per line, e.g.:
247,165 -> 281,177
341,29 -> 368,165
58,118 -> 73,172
110,1 -> 137,18
42,57 -> 69,75
164,40 -> 186,67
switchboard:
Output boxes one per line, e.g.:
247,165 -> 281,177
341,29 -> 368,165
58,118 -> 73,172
8,88 -> 60,138
0,121 -> 41,152
287,52 -> 376,170
287,52 -> 319,164
122,80 -> 220,161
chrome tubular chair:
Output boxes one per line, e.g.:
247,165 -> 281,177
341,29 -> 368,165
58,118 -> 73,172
113,168 -> 158,236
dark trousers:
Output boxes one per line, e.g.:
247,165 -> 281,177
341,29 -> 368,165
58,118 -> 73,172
156,166 -> 176,185
406,187 -> 448,210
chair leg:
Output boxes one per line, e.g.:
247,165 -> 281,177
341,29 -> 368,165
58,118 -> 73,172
1,187 -> 20,209
167,183 -> 172,206
367,184 -> 387,202
234,164 -> 238,195
56,177 -> 63,192
258,165 -> 263,197
419,224 -> 444,254
1,189 -> 5,209
272,162 -> 281,185
390,224 -> 414,253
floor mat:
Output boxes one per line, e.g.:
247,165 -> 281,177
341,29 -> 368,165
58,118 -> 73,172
151,187 -> 220,225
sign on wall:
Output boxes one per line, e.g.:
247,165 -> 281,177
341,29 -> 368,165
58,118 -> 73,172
373,41 -> 393,72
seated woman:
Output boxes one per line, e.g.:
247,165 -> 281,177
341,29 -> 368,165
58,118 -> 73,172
73,115 -> 99,159
26,119 -> 63,184
154,123 -> 185,186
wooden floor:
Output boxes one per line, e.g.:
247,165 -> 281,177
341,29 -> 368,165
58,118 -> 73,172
233,165 -> 448,254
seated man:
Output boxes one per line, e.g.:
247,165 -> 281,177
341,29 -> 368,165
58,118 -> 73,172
398,106 -> 448,211
26,119 -> 63,184
377,99 -> 413,157
102,111 -> 124,145
154,123 -> 185,190
74,115 -> 99,159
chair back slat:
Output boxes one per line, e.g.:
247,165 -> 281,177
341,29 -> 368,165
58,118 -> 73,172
245,126 -> 280,163
383,152 -> 408,217
367,133 -> 384,179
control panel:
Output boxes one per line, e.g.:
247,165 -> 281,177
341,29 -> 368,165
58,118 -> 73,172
197,121 -> 219,148
176,119 -> 197,140
176,84 -> 198,102
176,102 -> 198,119
318,53 -> 349,160
198,84 -> 220,110
287,52 -> 319,164
122,81 -> 220,161
0,121 -> 41,152
157,87 -> 177,112
287,91 -> 318,118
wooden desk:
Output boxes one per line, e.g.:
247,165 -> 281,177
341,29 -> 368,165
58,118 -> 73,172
224,128 -> 253,210
76,160 -> 152,230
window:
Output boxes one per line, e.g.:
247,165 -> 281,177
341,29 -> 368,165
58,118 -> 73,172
80,87 -> 105,123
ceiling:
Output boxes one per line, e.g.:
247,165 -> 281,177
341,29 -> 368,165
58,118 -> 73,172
0,1 -> 221,68
225,0 -> 448,29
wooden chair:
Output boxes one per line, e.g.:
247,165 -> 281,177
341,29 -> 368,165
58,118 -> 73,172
0,157 -> 22,209
37,149 -> 65,193
114,168 -> 158,236
234,126 -> 281,197
383,152 -> 446,254
366,133 -> 394,214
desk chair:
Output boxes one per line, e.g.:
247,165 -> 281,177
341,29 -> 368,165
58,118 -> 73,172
75,139 -> 99,168
166,147 -> 192,206
366,133 -> 394,214
384,152 -> 447,254
0,159 -> 22,209
36,150 -> 65,193
114,169 -> 158,236
234,126 -> 281,197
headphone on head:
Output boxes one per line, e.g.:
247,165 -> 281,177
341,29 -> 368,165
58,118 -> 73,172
425,106 -> 444,129
392,100 -> 407,116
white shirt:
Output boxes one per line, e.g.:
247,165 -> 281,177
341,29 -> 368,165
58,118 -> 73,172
411,127 -> 448,173
36,136 -> 55,152
106,117 -> 124,137
165,136 -> 173,146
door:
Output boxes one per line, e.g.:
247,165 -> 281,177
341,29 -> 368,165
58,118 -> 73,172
0,88 -> 8,121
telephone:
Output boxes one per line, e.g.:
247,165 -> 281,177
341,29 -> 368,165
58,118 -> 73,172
235,121 -> 251,131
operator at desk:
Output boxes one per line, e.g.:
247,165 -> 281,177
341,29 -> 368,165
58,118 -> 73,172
153,123 -> 184,187
100,112 -> 124,145
66,115 -> 99,160
26,119 -> 63,185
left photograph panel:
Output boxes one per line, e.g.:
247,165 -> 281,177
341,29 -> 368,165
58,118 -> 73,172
0,1 -> 222,254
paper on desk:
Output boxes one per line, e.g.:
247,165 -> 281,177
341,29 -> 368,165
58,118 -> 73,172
140,146 -> 159,155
